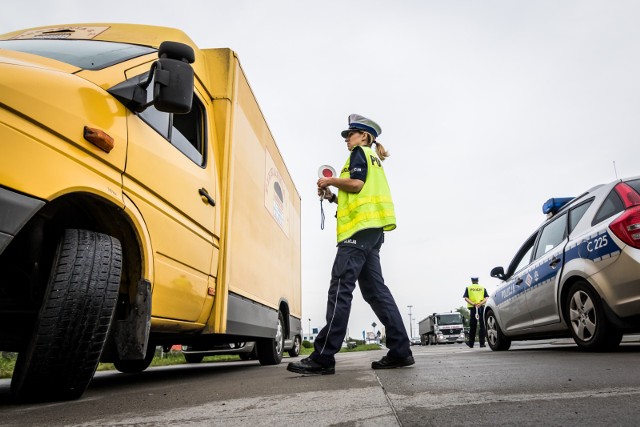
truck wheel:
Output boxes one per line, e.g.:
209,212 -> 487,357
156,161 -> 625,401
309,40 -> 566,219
239,346 -> 258,361
257,311 -> 284,365
288,335 -> 301,357
565,281 -> 622,351
11,229 -> 121,402
114,344 -> 157,373
486,310 -> 511,351
184,353 -> 205,364
428,335 -> 436,345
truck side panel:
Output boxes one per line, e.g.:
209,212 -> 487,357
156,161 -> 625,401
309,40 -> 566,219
204,49 -> 301,335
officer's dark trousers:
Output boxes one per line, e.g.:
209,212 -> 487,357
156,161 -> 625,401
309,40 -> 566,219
468,306 -> 486,346
311,229 -> 411,367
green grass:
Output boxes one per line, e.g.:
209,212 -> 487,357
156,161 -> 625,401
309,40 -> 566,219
0,344 -> 381,379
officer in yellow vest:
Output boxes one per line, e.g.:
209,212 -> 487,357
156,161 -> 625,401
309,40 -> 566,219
464,277 -> 489,348
287,114 -> 413,375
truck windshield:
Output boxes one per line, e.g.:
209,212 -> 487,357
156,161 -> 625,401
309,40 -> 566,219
0,39 -> 155,70
437,314 -> 462,325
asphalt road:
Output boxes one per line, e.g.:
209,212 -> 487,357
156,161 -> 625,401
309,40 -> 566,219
1,337 -> 639,426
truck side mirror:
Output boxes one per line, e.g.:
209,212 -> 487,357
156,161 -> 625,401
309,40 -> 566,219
490,266 -> 505,280
153,41 -> 195,114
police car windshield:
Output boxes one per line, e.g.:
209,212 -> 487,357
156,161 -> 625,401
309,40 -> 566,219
437,314 -> 462,325
0,39 -> 156,70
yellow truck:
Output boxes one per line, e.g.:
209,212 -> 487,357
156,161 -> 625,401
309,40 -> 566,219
0,24 -> 302,402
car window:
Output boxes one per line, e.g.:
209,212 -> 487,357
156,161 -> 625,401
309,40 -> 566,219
592,189 -> 624,226
625,179 -> 640,195
507,234 -> 537,276
534,213 -> 567,260
568,200 -> 593,234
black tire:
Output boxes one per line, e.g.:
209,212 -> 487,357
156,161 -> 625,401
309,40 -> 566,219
239,346 -> 258,361
183,352 -> 205,364
257,311 -> 284,365
11,229 -> 121,402
288,335 -> 301,357
428,335 -> 436,345
486,310 -> 511,351
114,343 -> 157,372
565,280 -> 622,351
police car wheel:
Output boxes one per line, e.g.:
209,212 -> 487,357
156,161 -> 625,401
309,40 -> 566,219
565,281 -> 622,351
486,310 -> 511,351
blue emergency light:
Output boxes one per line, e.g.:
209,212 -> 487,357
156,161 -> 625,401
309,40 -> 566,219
542,197 -> 574,215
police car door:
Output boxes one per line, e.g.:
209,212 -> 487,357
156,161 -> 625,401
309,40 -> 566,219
494,233 -> 536,332
525,212 -> 568,326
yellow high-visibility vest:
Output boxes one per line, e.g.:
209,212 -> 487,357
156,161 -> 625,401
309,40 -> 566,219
466,285 -> 486,308
336,146 -> 396,242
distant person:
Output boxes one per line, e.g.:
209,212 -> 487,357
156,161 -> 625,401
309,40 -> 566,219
463,277 -> 489,348
287,114 -> 413,375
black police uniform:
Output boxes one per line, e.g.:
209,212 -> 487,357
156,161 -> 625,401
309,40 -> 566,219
310,146 -> 411,367
463,286 -> 489,347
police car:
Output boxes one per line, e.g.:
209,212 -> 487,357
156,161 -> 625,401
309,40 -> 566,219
485,177 -> 640,351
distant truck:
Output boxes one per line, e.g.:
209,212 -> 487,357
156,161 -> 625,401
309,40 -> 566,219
0,23 -> 302,402
419,312 -> 466,345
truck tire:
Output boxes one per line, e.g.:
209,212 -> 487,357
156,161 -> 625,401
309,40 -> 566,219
114,344 -> 157,373
239,347 -> 258,361
288,335 -> 301,357
565,280 -> 622,351
257,311 -> 284,365
183,353 -> 205,364
486,309 -> 511,351
11,229 -> 121,402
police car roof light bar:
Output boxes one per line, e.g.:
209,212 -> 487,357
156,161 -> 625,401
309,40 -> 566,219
542,197 -> 574,216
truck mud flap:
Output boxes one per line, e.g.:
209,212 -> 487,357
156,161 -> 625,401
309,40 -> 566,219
115,279 -> 152,359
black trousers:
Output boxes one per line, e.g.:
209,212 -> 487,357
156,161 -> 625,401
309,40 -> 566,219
311,229 -> 411,367
468,306 -> 486,345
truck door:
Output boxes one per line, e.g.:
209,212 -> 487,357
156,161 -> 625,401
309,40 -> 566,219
525,213 -> 567,326
123,76 -> 215,323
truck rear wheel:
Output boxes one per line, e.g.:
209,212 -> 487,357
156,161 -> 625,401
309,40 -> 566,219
183,353 -> 205,364
11,229 -> 121,402
288,335 -> 301,357
257,311 -> 284,365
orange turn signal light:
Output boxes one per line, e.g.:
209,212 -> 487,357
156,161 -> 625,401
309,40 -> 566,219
83,126 -> 114,153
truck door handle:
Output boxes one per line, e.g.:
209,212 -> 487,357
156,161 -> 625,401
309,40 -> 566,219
199,188 -> 215,206
549,257 -> 561,269
514,277 -> 523,286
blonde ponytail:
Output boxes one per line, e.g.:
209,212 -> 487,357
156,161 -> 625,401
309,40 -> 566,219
374,141 -> 390,161
363,132 -> 390,161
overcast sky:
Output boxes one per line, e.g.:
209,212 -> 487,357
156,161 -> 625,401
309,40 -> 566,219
3,1 -> 640,340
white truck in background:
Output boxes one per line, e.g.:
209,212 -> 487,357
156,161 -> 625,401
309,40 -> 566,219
419,312 -> 466,345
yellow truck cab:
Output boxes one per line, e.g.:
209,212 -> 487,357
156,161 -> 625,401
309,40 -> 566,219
0,24 -> 302,402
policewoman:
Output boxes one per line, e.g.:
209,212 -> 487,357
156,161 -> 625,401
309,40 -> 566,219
463,277 -> 489,348
287,114 -> 413,375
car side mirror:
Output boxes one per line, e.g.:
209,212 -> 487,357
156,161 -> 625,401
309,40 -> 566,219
490,266 -> 506,280
153,41 -> 195,114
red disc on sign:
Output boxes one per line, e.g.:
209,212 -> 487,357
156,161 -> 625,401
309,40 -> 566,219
317,165 -> 336,178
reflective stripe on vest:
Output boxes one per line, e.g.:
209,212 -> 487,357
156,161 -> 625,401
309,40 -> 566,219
336,146 -> 396,242
467,285 -> 486,308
